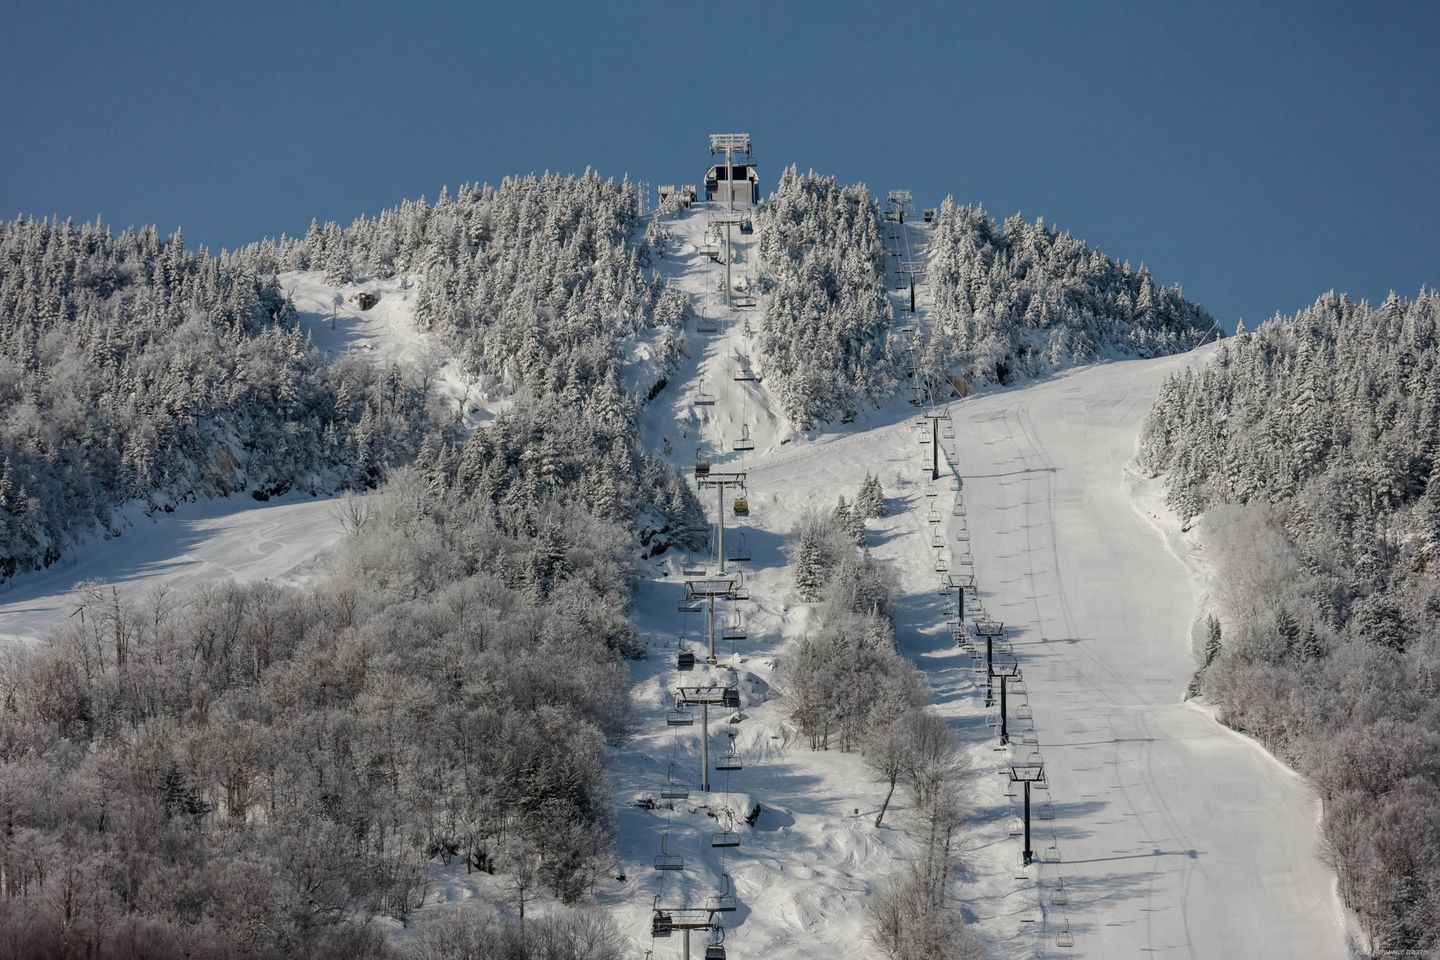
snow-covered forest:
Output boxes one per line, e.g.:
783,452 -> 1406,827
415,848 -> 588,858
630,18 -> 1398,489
753,168 -> 899,428
0,217 -> 440,581
1138,289 -> 1440,954
918,199 -> 1217,393
0,172 -> 703,581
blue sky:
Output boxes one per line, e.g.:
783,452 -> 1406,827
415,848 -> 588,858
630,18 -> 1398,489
3,0 -> 1436,328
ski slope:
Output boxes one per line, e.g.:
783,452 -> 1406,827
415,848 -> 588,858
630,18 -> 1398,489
0,493 -> 346,648
616,346 -> 1346,959
612,200 -> 1345,959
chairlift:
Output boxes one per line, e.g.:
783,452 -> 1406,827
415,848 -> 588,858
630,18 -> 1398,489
706,873 -> 738,913
925,484 -> 938,498
958,551 -> 974,566
1051,879 -> 1068,906
696,317 -> 719,334
1016,705 -> 1033,721
949,477 -> 961,491
661,763 -> 690,800
930,531 -> 944,548
937,575 -> 952,596
739,217 -> 753,235
716,737 -> 743,772
727,532 -> 751,564
654,834 -> 684,871
711,832 -> 741,848
667,706 -> 694,726
722,612 -> 746,641
928,510 -> 942,525
952,501 -> 965,516
935,553 -> 950,573
1045,844 -> 1061,864
919,431 -> 931,445
733,491 -> 750,517
695,383 -> 716,406
651,907 -> 674,938
734,361 -> 756,382
683,553 -> 707,577
678,598 -> 702,614
677,646 -> 696,672
1007,816 -> 1025,836
721,687 -> 741,709
942,423 -> 956,440
704,930 -> 728,960
734,424 -> 755,452
1057,924 -> 1075,949
696,453 -> 711,478
955,527 -> 970,542
1038,801 -> 1055,821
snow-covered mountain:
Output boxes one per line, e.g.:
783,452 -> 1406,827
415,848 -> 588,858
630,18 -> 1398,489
0,174 -> 1359,960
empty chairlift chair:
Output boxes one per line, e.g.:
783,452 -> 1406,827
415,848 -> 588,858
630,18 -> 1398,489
952,500 -> 966,516
661,763 -> 690,800
930,531 -> 945,548
734,424 -> 755,452
928,508 -> 942,524
666,703 -> 694,726
734,359 -> 756,382
711,830 -> 740,849
935,551 -> 950,573
695,381 -> 716,406
696,315 -> 719,334
727,532 -> 751,564
943,422 -> 956,439
706,874 -> 738,913
1057,923 -> 1075,949
722,613 -> 746,642
678,597 -> 702,613
683,552 -> 707,577
716,734 -> 743,772
654,833 -> 684,871
925,484 -> 938,498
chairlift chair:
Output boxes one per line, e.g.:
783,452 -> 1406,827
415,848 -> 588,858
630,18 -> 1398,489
727,532 -> 751,563
952,501 -> 965,516
925,484 -> 938,498
1008,816 -> 1025,836
949,477 -> 961,491
1051,880 -> 1068,906
678,599 -> 702,614
943,423 -> 956,440
733,424 -> 755,452
704,931 -> 728,960
930,531 -> 944,548
696,453 -> 711,478
919,431 -> 931,445
706,874 -> 738,913
721,687 -> 741,709
734,361 -> 756,382
928,509 -> 942,525
683,554 -> 707,577
738,217 -> 753,235
1057,924 -> 1075,949
958,551 -> 975,566
722,613 -> 746,641
651,908 -> 674,938
661,764 -> 690,800
695,385 -> 716,406
667,706 -> 694,726
677,647 -> 696,672
696,317 -> 719,334
732,491 -> 750,517
955,527 -> 970,542
711,832 -> 740,848
935,553 -> 950,573
1038,801 -> 1055,821
654,834 -> 684,871
1045,843 -> 1061,864
716,737 -> 743,771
